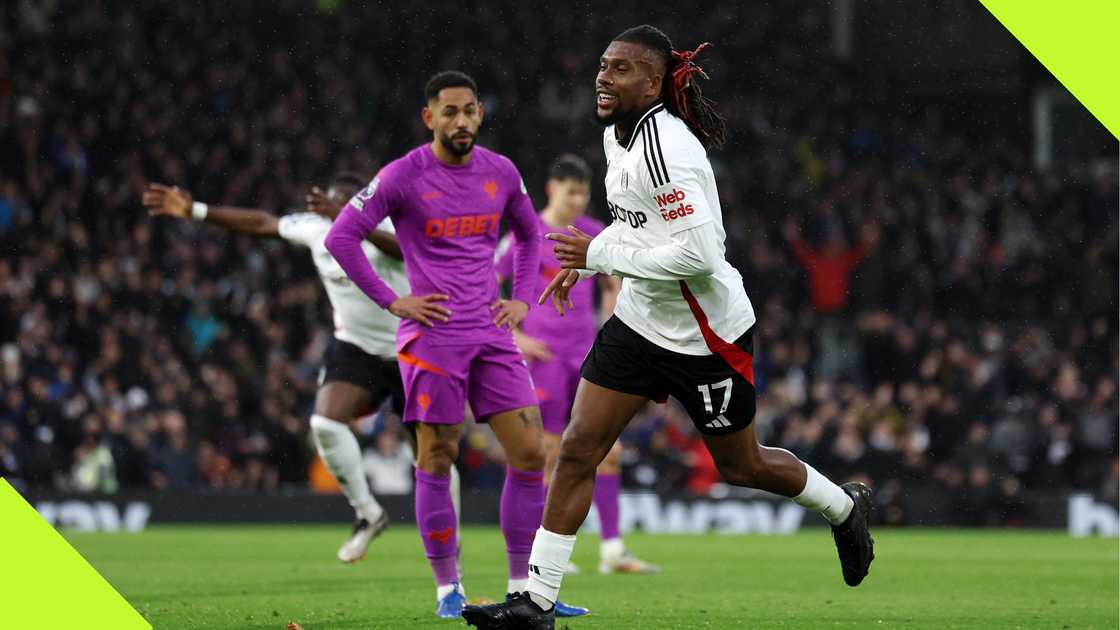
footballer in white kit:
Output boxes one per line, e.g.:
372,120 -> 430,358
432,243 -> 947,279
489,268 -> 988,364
277,210 -> 407,376
591,99 -> 759,430
601,101 -> 756,356
464,25 -> 873,630
143,173 -> 459,565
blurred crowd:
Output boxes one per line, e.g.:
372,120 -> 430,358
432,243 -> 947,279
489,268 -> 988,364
1,1 -> 1116,524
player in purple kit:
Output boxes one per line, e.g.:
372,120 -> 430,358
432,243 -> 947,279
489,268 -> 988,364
324,71 -> 588,620
496,154 -> 657,575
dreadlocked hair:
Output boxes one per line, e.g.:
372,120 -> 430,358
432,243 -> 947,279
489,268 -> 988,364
613,25 -> 727,151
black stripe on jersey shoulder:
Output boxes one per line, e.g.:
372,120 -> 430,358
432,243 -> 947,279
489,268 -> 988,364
649,116 -> 670,185
623,103 -> 666,151
640,127 -> 663,187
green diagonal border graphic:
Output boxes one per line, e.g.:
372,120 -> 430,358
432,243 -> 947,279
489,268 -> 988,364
0,479 -> 151,629
981,0 -> 1119,140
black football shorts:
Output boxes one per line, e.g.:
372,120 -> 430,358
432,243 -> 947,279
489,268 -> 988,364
581,316 -> 757,435
319,337 -> 405,415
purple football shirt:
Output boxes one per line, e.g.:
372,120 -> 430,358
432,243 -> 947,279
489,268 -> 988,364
497,213 -> 605,351
325,144 -> 540,344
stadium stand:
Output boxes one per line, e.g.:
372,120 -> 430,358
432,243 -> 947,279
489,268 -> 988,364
1,2 -> 1116,526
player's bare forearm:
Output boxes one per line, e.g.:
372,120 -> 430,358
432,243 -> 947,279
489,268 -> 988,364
143,183 -> 279,237
204,206 -> 281,237
364,230 -> 403,260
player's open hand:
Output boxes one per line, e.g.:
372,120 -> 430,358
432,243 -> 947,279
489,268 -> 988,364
390,294 -> 451,328
513,328 -> 553,363
306,186 -> 343,218
538,269 -> 580,316
547,225 -> 594,269
142,183 -> 192,219
491,299 -> 529,331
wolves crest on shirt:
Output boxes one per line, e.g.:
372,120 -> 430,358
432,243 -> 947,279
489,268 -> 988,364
351,176 -> 380,210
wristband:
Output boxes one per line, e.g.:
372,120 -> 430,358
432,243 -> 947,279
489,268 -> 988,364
191,202 -> 209,221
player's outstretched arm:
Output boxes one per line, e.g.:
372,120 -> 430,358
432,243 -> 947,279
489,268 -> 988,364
306,186 -> 403,260
143,183 -> 281,237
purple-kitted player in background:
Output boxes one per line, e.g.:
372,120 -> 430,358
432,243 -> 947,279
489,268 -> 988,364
324,71 -> 588,620
496,154 -> 658,575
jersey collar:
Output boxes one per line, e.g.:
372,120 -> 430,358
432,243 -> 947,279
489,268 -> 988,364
617,102 -> 666,151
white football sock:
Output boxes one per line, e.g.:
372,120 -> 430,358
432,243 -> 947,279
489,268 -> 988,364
526,527 -> 576,609
436,582 -> 463,601
310,414 -> 384,522
507,578 -> 528,594
793,461 -> 854,525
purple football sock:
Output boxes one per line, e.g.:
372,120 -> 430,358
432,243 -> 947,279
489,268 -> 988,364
415,468 -> 459,586
594,472 -> 621,541
501,465 -> 545,580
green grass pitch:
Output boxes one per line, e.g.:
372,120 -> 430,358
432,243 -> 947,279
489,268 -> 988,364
67,526 -> 1118,629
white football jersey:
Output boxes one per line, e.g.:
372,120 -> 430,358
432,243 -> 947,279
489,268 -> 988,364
277,212 -> 408,359
597,103 -> 755,355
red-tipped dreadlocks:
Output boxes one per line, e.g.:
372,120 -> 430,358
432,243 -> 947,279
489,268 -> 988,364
614,25 -> 727,150
669,42 -> 712,120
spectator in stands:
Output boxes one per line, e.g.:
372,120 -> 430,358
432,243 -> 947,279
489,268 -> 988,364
363,427 -> 414,495
782,218 -> 878,315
